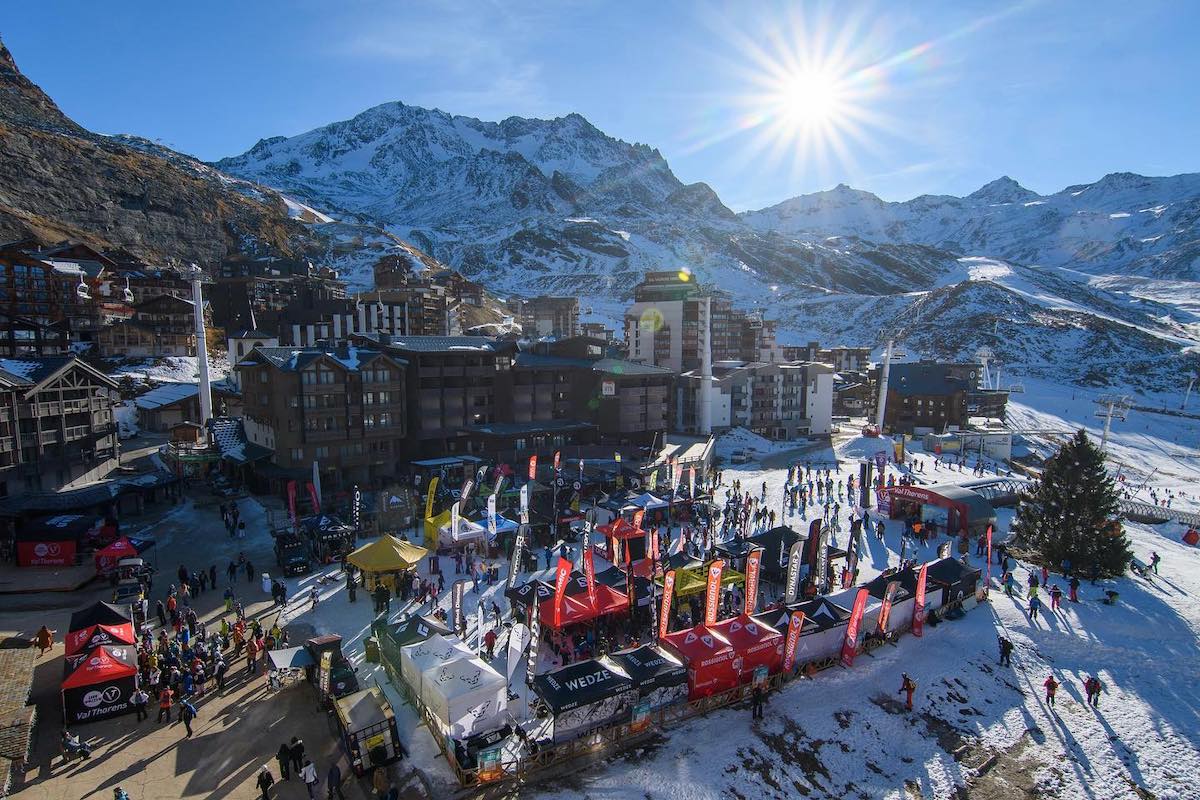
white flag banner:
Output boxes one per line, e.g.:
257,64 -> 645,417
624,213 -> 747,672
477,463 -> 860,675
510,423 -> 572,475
487,493 -> 498,539
520,483 -> 530,524
507,622 -> 530,686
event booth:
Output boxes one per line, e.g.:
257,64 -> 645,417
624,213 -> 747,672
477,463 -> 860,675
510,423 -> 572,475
16,514 -> 111,567
596,517 -> 647,563
421,654 -> 508,739
346,535 -> 428,592
926,558 -> 982,608
669,563 -> 746,597
602,645 -> 688,710
711,615 -> 784,679
92,536 -> 153,575
880,483 -> 996,536
661,624 -> 738,699
787,597 -> 853,665
298,514 -> 357,560
827,587 -> 883,643
537,584 -> 630,631
533,658 -> 637,743
594,566 -> 654,608
62,644 -> 138,724
746,526 -> 807,581
863,568 -> 919,633
399,634 -> 473,700
66,602 -> 135,656
506,579 -> 554,614
390,615 -> 452,649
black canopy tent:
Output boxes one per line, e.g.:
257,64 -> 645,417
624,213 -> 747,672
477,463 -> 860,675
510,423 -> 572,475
68,601 -> 132,633
505,580 -> 554,613
388,615 -> 452,649
746,525 -> 807,580
532,658 -> 637,743
926,558 -> 982,607
602,645 -> 687,709
594,566 -> 654,606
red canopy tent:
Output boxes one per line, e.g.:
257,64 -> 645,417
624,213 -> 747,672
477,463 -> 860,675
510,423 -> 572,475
661,624 -> 737,699
712,615 -> 784,678
65,622 -> 136,656
597,518 -> 642,539
538,583 -> 630,630
93,537 -> 141,574
61,644 -> 139,724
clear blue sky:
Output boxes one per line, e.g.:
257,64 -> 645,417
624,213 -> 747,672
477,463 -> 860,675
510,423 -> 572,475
5,1 -> 1197,210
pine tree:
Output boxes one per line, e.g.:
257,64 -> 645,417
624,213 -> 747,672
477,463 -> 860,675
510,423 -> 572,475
1013,429 -> 1131,577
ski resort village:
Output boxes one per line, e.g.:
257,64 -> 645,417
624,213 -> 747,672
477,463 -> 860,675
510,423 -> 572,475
1,7 -> 1199,800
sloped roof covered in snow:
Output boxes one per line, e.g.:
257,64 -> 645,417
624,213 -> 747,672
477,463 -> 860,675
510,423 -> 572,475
238,345 -> 403,373
207,417 -> 272,464
133,382 -> 199,410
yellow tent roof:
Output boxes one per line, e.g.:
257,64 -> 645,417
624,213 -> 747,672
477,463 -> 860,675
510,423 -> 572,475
671,564 -> 746,597
347,535 -> 428,573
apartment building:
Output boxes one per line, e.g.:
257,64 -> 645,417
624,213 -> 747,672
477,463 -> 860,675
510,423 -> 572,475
783,342 -> 873,373
624,271 -> 780,371
676,360 -> 834,439
881,361 -> 1009,433
235,345 -> 409,490
505,296 -> 580,339
96,295 -> 207,358
0,356 -> 119,495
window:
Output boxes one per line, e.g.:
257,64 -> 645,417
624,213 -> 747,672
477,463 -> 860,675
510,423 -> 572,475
259,394 -> 268,407
290,448 -> 304,462
289,397 -> 299,408
315,446 -> 329,458
379,412 -> 391,427
260,370 -> 269,383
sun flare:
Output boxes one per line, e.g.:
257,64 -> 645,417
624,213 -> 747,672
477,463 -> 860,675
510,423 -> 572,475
773,68 -> 846,129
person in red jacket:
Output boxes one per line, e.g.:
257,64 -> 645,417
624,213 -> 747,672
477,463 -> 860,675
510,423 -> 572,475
157,686 -> 174,723
1043,674 -> 1059,707
483,628 -> 497,660
898,673 -> 916,711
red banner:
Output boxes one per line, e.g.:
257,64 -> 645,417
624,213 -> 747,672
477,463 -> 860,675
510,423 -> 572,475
582,547 -> 598,610
632,508 -> 645,532
287,480 -> 298,529
743,549 -> 762,615
782,610 -> 807,672
912,562 -> 929,638
659,569 -> 676,640
306,481 -> 321,514
552,556 -> 572,629
984,524 -> 993,598
528,455 -> 538,480
840,587 -> 869,667
650,529 -> 659,562
553,451 -> 561,472
704,559 -> 725,626
688,465 -> 696,494
877,580 -> 899,635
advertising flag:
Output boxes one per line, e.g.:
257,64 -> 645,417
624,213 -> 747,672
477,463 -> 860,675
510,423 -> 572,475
744,549 -> 762,615
784,540 -> 805,603
553,451 -> 561,472
984,524 -> 993,598
814,524 -> 830,593
648,469 -> 658,492
552,556 -> 572,629
477,604 -> 485,655
782,610 -> 807,673
528,455 -> 538,481
840,587 -> 869,667
452,579 -> 466,633
806,519 -> 823,568
351,485 -> 361,531
450,501 -> 460,542
506,622 -> 529,685
287,480 -> 298,529
507,524 -> 529,589
526,598 -> 541,686
937,540 -> 952,559
306,481 -> 321,516
519,483 -> 530,524
424,476 -> 439,520
487,494 -> 497,540
673,457 -> 682,489
613,451 -> 621,463
912,562 -> 929,637
632,508 -> 645,532
844,530 -> 860,588
877,580 -> 899,635
650,528 -> 660,562
703,559 -> 725,626
659,569 -> 676,640
582,546 -> 598,609
689,465 -> 696,495
460,476 -> 476,505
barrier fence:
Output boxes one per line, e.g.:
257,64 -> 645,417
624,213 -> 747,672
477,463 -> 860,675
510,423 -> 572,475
379,592 -> 980,792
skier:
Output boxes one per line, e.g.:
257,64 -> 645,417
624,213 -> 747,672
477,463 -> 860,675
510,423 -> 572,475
1004,573 -> 1018,598
1150,551 -> 1161,575
1069,575 -> 1081,603
998,636 -> 1014,667
1049,584 -> 1063,611
1043,674 -> 1059,707
1028,594 -> 1042,621
898,673 -> 917,711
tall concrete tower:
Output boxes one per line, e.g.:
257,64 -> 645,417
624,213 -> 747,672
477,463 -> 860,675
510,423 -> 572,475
698,295 -> 713,434
189,264 -> 213,426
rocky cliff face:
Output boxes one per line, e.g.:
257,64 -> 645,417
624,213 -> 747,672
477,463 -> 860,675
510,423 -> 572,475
0,38 -> 413,280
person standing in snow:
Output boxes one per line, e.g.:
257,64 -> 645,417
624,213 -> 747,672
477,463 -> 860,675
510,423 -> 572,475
1049,584 -> 1063,611
1069,575 -> 1080,603
1028,594 -> 1042,621
1043,674 -> 1059,707
898,673 -> 917,711
1084,675 -> 1104,707
998,636 -> 1014,667
1150,551 -> 1161,575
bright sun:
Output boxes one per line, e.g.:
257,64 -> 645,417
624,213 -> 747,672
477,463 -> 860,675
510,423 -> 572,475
774,69 -> 845,128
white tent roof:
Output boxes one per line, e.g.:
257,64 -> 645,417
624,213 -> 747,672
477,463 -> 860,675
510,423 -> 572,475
438,517 -> 488,545
626,492 -> 668,510
399,634 -> 472,699
421,654 -> 508,739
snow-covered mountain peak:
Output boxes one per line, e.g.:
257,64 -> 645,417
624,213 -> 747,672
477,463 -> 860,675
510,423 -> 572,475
967,175 -> 1038,204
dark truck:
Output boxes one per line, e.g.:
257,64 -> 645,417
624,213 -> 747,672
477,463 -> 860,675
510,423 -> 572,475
274,531 -> 311,576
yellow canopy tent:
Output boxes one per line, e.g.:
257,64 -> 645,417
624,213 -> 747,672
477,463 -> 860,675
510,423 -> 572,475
423,510 -> 450,550
347,535 -> 428,591
669,563 -> 746,597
